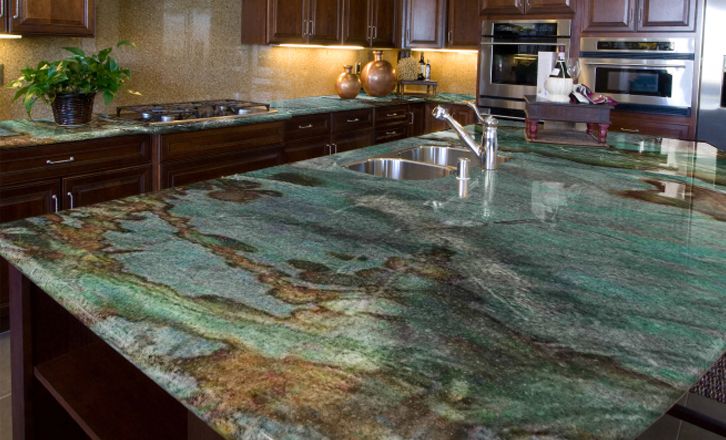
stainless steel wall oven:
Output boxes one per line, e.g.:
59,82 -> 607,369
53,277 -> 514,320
478,19 -> 572,118
579,37 -> 696,115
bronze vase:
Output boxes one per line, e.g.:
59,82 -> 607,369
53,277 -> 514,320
335,65 -> 361,99
360,50 -> 396,97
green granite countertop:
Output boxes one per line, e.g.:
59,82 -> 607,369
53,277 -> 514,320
0,93 -> 473,149
1,126 -> 725,439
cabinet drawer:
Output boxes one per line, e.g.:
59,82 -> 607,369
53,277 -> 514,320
375,105 -> 410,126
0,135 -> 151,186
332,129 -> 374,153
332,109 -> 373,133
161,122 -> 284,163
610,113 -> 692,140
285,114 -> 331,140
375,126 -> 408,144
161,147 -> 282,189
0,179 -> 61,224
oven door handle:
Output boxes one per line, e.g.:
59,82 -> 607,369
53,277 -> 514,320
586,62 -> 688,70
480,42 -> 564,47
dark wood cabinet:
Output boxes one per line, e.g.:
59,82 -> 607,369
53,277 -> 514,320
342,0 -> 396,47
583,0 -> 695,32
267,0 -> 307,44
526,0 -> 575,15
308,0 -> 343,43
611,111 -> 693,139
259,0 -> 343,44
480,0 -> 525,15
62,166 -> 152,209
284,135 -> 329,163
446,0 -> 480,49
161,148 -> 282,188
9,0 -> 95,36
404,0 -> 446,48
0,1 -> 7,33
480,0 -> 574,15
409,103 -> 426,137
425,103 -> 475,133
0,179 -> 60,224
639,0 -> 696,32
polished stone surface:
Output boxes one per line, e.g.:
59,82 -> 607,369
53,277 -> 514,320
0,127 -> 725,439
0,93 -> 473,150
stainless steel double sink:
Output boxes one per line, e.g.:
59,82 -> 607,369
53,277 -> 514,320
346,145 -> 476,181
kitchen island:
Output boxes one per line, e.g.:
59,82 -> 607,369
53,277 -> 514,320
1,125 -> 725,439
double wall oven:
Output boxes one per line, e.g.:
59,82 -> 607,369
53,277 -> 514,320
478,19 -> 572,118
579,37 -> 696,115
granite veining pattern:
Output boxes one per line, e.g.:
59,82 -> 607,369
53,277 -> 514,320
0,93 -> 472,149
1,126 -> 725,439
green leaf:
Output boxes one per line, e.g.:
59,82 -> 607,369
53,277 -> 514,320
63,47 -> 86,57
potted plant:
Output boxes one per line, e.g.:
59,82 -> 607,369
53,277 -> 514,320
9,41 -> 135,126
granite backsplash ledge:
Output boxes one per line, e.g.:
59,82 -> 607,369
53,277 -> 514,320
0,0 -> 478,121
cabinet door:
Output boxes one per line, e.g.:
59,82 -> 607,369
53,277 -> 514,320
408,103 -> 426,137
343,0 -> 371,45
446,0 -> 480,49
525,0 -> 575,15
0,179 -> 60,223
0,0 -> 7,33
309,0 -> 342,44
583,0 -> 636,32
62,165 -> 152,210
161,148 -> 282,189
638,0 -> 696,32
370,0 -> 396,47
284,134 -> 330,163
405,0 -> 445,48
268,0 -> 307,44
332,129 -> 374,153
480,0 -> 525,15
9,0 -> 94,36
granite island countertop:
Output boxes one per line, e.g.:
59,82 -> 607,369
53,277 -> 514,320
0,93 -> 474,149
1,126 -> 725,439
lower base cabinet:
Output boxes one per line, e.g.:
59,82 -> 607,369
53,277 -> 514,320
333,129 -> 374,153
610,111 -> 693,140
63,165 -> 152,209
283,134 -> 330,163
425,103 -> 476,133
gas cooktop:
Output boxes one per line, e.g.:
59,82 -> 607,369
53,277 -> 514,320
109,99 -> 276,125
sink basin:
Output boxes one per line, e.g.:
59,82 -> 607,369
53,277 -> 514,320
397,145 -> 477,168
347,158 -> 454,180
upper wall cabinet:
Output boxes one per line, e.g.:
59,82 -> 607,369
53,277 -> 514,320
583,0 -> 697,33
0,1 -> 7,33
403,0 -> 446,48
342,0 -> 397,47
7,0 -> 95,36
267,0 -> 342,44
446,0 -> 480,48
480,0 -> 574,15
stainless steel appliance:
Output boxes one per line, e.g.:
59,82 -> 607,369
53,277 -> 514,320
580,37 -> 696,113
697,0 -> 726,149
478,19 -> 572,118
108,100 -> 275,125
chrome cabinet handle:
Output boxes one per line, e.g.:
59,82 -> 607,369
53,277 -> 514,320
298,123 -> 313,129
67,192 -> 74,209
1,0 -> 5,19
448,30 -> 453,44
386,113 -> 399,117
302,19 -> 308,37
346,118 -> 360,123
620,128 -> 640,133
324,144 -> 331,155
373,25 -> 378,40
46,156 -> 75,165
333,143 -> 338,154
408,111 -> 414,125
385,130 -> 398,136
13,0 -> 19,19
51,194 -> 59,213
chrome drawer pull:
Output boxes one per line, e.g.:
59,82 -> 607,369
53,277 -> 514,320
13,0 -> 19,19
385,130 -> 398,136
46,156 -> 75,165
67,192 -> 75,209
51,194 -> 59,213
386,113 -> 399,117
298,123 -> 313,129
620,128 -> 640,133
346,118 -> 360,123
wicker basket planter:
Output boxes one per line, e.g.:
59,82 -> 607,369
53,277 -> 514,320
51,93 -> 96,126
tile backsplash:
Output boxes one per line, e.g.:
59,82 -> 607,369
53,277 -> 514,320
0,0 -> 477,120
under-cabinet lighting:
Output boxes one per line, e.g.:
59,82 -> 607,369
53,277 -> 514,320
0,33 -> 22,40
273,44 -> 366,50
414,48 -> 478,54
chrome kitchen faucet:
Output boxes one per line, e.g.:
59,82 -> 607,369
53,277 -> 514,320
432,105 -> 499,170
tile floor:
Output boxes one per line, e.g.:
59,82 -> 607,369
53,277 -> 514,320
0,329 -> 722,440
